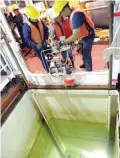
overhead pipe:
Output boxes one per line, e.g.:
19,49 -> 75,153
80,0 -> 94,4
82,5 -> 108,12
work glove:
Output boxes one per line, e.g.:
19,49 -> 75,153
56,40 -> 65,50
36,44 -> 43,50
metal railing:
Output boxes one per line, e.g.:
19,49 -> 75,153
0,48 -> 15,91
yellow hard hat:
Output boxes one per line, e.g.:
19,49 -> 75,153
53,0 -> 69,14
10,4 -> 19,11
26,5 -> 41,20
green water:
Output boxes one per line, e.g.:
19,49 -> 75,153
28,118 -> 108,158
50,119 -> 108,157
28,124 -> 62,158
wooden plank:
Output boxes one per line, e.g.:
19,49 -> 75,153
1,80 -> 26,117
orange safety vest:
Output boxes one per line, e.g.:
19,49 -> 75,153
70,10 -> 94,39
53,17 -> 72,41
29,20 -> 44,44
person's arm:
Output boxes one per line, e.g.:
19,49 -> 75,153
64,29 -> 80,43
64,12 -> 85,44
23,23 -> 36,48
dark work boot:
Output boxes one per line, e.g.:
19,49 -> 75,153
61,60 -> 68,65
80,64 -> 86,68
86,69 -> 92,71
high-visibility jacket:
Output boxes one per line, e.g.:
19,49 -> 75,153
70,10 -> 94,39
53,17 -> 72,41
29,20 -> 44,44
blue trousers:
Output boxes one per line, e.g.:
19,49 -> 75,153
36,46 -> 50,72
82,34 -> 95,71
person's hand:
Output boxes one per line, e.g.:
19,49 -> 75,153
36,44 -> 43,50
55,40 -> 66,50
43,40 -> 47,47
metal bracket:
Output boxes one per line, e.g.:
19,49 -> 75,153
104,24 -> 120,62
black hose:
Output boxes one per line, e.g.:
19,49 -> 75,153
108,2 -> 114,89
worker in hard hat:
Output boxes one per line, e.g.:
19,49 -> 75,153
23,5 -> 50,72
9,4 -> 26,49
49,11 -> 75,68
53,0 -> 95,71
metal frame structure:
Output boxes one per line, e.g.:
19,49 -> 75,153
0,28 -> 16,91
0,48 -> 15,91
109,2 -> 114,89
0,1 -> 120,89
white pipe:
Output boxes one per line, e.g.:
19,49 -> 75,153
25,0 -> 33,6
82,5 -> 108,12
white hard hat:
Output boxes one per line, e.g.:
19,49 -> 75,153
47,7 -> 59,20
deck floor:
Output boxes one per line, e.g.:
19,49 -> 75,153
25,44 -> 108,73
